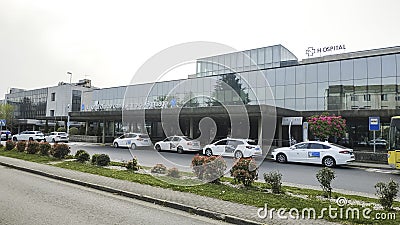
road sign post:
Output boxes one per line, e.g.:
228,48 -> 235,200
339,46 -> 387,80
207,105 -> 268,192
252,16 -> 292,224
369,117 -> 380,153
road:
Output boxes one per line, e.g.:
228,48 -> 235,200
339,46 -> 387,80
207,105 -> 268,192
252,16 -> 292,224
0,165 -> 230,225
69,143 -> 399,195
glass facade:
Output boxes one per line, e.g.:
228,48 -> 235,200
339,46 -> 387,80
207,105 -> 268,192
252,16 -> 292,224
6,88 -> 48,119
84,52 -> 400,112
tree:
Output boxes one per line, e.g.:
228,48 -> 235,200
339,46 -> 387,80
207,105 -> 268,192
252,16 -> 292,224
208,73 -> 250,106
0,103 -> 15,132
307,113 -> 346,141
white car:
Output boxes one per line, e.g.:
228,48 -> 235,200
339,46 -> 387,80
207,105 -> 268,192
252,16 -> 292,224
154,136 -> 201,153
45,132 -> 69,143
12,131 -> 45,142
0,130 -> 11,141
113,133 -> 151,149
203,138 -> 262,158
271,141 -> 355,167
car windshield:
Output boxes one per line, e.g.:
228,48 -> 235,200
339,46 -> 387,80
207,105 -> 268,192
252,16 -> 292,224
139,134 -> 149,138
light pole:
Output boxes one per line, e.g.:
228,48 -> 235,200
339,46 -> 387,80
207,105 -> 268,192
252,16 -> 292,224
67,104 -> 70,135
67,71 -> 72,84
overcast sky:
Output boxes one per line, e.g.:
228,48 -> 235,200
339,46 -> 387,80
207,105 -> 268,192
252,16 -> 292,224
1,0 -> 399,97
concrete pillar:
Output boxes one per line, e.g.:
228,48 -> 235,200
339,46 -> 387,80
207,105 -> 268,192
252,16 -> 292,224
33,125 -> 36,131
258,117 -> 262,146
102,119 -> 105,144
85,121 -> 89,135
189,118 -> 194,139
277,118 -> 283,147
112,121 -> 115,137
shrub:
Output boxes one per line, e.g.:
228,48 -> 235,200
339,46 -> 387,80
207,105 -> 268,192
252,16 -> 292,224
16,141 -> 27,152
75,150 -> 90,163
375,180 -> 399,210
264,171 -> 283,194
91,154 -> 100,164
92,154 -> 110,166
5,140 -> 15,151
167,167 -> 180,178
51,143 -> 70,159
0,143 -> 3,149
39,142 -> 51,156
151,164 -> 167,174
126,157 -> 140,171
316,167 -> 336,198
191,155 -> 227,183
230,158 -> 258,187
26,141 -> 40,154
69,127 -> 79,135
57,127 -> 66,132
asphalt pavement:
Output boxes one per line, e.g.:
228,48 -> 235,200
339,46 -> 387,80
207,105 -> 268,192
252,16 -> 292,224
0,156 -> 343,225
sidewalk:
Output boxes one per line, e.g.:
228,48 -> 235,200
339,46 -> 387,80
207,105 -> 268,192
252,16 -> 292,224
0,156 -> 342,225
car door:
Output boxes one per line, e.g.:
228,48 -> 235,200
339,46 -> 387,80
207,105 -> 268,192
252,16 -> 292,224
213,140 -> 227,155
171,136 -> 181,151
161,137 -> 173,150
224,140 -> 240,157
287,143 -> 309,162
118,134 -> 128,147
125,134 -> 136,147
306,143 -> 326,163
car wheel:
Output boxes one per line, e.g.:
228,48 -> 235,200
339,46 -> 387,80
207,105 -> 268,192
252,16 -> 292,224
234,150 -> 243,159
322,157 -> 336,168
276,153 -> 287,163
12,137 -> 17,141
155,144 -> 162,152
29,137 -> 34,142
113,142 -> 119,148
52,138 -> 56,143
177,146 -> 184,154
130,143 -> 136,150
204,148 -> 213,156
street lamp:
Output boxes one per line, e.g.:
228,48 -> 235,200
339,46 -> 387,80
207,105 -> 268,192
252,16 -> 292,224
67,104 -> 70,135
67,71 -> 72,84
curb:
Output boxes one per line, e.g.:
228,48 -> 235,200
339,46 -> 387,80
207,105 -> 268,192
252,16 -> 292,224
0,160 -> 262,225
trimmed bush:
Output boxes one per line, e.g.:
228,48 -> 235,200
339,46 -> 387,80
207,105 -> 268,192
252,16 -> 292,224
91,154 -> 100,164
69,127 -> 79,135
151,164 -> 167,174
230,158 -> 258,187
26,141 -> 40,154
75,150 -> 90,163
39,142 -> 51,156
0,143 -> 3,149
264,171 -> 283,194
16,141 -> 26,152
57,127 -> 66,132
51,143 -> 70,159
167,167 -> 180,178
375,179 -> 399,210
126,157 -> 140,171
91,154 -> 110,166
316,167 -> 336,198
191,155 -> 227,183
5,140 -> 15,151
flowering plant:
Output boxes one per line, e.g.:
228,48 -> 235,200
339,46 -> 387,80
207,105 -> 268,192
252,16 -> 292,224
307,113 -> 346,140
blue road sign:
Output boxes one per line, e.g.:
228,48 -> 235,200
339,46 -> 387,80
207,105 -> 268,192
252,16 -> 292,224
0,119 -> 6,126
369,117 -> 380,131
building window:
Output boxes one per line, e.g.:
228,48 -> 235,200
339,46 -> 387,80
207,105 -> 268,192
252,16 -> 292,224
350,94 -> 358,101
395,95 -> 400,101
50,110 -> 55,117
363,94 -> 371,101
381,94 -> 388,101
51,93 -> 55,101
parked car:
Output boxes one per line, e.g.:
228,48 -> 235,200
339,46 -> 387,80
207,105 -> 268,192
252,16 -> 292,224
45,132 -> 69,143
0,130 -> 11,141
12,131 -> 45,142
113,133 -> 151,149
203,138 -> 262,159
154,136 -> 201,153
367,138 -> 387,148
271,141 -> 355,167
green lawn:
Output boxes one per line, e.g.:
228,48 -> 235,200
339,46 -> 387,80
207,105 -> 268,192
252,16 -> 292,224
0,148 -> 59,163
